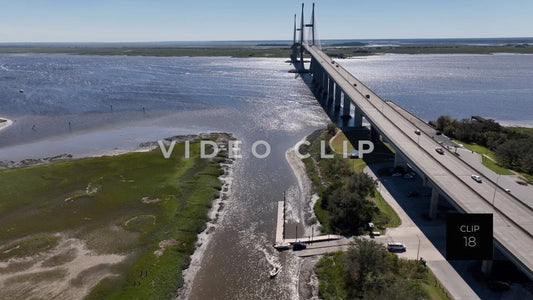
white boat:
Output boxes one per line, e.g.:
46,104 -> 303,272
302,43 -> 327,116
269,266 -> 282,278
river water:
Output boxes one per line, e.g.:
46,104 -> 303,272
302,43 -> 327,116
0,53 -> 532,299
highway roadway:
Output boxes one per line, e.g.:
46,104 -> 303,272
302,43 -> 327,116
304,43 -> 533,279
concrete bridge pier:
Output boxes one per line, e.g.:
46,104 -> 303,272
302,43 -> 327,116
342,95 -> 351,118
312,61 -> 323,91
394,151 -> 408,168
317,82 -> 325,100
341,94 -> 352,127
370,126 -> 379,142
311,66 -> 317,87
310,57 -> 316,84
334,85 -> 341,111
321,73 -> 329,102
315,69 -> 323,98
481,259 -> 494,276
422,177 -> 441,219
353,109 -> 363,128
311,73 -> 318,88
429,187 -> 439,219
327,76 -> 334,105
423,175 -> 430,187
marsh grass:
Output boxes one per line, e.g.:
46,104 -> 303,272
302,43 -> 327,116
0,140 -> 226,298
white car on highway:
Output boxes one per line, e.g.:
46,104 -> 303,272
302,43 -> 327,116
471,175 -> 483,183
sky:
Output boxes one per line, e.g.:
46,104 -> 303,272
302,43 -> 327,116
0,0 -> 532,42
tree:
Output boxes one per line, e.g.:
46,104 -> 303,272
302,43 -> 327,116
327,122 -> 337,136
435,115 -> 453,132
364,278 -> 426,300
344,239 -> 392,297
347,172 -> 376,198
496,139 -> 527,168
342,239 -> 426,299
521,150 -> 533,174
327,188 -> 377,235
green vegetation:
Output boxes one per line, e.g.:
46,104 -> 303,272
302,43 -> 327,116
455,139 -> 497,160
0,45 -> 293,58
372,190 -> 401,228
324,43 -> 533,58
330,130 -> 356,153
520,172 -> 533,183
320,172 -> 378,235
315,252 -> 348,299
432,116 -> 533,180
0,234 -> 60,260
454,139 -> 513,175
303,125 -> 399,235
1,42 -> 532,58
481,156 -> 514,175
0,136 -> 228,298
329,130 -> 367,173
508,126 -> 533,136
315,239 -> 449,300
313,199 -> 331,234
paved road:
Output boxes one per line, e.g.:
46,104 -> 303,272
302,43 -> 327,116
292,165 -> 479,299
455,147 -> 533,209
365,166 -> 480,300
388,102 -> 533,209
304,43 -> 533,279
386,101 -> 458,149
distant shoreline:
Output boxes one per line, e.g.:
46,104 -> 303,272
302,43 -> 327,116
0,41 -> 532,58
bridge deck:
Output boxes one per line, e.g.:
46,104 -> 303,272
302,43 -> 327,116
304,43 -> 533,278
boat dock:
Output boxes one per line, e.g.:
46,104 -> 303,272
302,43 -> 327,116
293,239 -> 353,257
274,200 -> 343,250
275,201 -> 285,244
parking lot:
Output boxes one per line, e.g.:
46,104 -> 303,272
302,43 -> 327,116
366,161 -> 533,299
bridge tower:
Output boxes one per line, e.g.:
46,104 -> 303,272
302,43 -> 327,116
306,3 -> 316,46
291,3 -> 317,71
299,3 -> 305,66
293,14 -> 297,45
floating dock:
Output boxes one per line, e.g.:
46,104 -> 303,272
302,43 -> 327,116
275,201 -> 285,244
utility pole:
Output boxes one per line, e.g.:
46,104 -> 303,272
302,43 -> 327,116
416,235 -> 421,260
492,175 -> 500,207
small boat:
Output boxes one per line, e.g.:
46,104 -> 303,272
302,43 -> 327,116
269,266 -> 282,278
19,89 -> 24,93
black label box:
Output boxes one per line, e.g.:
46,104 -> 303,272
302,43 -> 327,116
446,213 -> 493,260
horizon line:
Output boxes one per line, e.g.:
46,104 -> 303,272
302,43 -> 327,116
1,36 -> 533,45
